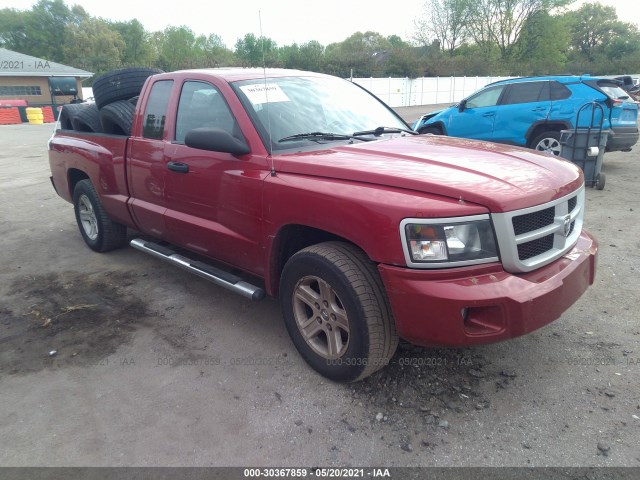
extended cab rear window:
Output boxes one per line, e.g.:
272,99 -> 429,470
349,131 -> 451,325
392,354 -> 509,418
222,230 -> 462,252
142,80 -> 174,139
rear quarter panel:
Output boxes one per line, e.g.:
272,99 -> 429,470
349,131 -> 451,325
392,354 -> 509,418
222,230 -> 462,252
559,83 -> 609,128
48,132 -> 135,227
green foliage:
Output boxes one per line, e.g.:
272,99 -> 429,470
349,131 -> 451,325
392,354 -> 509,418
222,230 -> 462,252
511,11 -> 570,75
234,33 -> 278,67
28,0 -> 72,62
63,16 -> 126,74
415,0 -> 473,55
1,0 -> 639,78
111,19 -> 156,66
564,3 -> 640,74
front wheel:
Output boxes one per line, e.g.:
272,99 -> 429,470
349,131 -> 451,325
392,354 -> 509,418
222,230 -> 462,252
280,242 -> 398,382
73,179 -> 127,252
531,131 -> 562,156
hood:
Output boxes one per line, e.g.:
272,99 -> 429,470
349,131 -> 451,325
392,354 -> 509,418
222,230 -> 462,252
273,135 -> 583,213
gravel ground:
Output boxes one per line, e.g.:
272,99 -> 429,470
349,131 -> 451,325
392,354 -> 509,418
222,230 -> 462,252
0,122 -> 639,467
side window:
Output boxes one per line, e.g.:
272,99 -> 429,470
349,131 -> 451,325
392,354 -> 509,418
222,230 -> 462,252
466,86 -> 504,109
538,81 -> 551,101
500,82 -> 546,105
142,80 -> 173,139
175,81 -> 239,144
550,81 -> 571,100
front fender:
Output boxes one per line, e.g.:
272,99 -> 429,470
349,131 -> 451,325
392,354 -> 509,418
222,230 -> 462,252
261,173 -> 488,293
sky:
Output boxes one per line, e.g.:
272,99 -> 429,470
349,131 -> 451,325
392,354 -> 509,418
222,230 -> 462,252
1,0 -> 638,48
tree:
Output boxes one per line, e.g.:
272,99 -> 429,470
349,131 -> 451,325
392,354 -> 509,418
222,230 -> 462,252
155,26 -> 200,70
63,16 -> 125,72
466,0 -> 572,61
512,10 -> 569,74
26,0 -> 72,61
111,19 -> 156,66
563,3 -> 640,73
566,3 -> 634,61
0,8 -> 29,53
234,33 -> 278,67
194,34 -> 236,67
414,0 -> 472,55
324,31 -> 392,76
279,41 -> 325,72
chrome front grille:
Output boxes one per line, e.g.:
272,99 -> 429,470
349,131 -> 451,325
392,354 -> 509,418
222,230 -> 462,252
492,187 -> 585,273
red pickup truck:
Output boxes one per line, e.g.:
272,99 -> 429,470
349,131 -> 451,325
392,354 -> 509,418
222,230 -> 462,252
48,68 -> 598,382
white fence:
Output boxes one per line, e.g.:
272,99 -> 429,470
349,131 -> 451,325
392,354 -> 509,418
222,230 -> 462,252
351,76 -> 514,107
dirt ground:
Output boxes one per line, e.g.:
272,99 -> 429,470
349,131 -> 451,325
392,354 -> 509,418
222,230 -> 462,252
0,120 -> 639,467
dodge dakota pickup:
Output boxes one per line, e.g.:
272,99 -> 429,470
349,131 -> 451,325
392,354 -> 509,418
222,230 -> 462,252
48,68 -> 598,382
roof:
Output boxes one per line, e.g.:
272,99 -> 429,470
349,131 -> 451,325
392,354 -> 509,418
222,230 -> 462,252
486,75 -> 621,87
167,67 -> 327,82
0,48 -> 93,78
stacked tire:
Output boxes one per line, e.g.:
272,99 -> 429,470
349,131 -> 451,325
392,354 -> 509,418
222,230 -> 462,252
59,68 -> 162,135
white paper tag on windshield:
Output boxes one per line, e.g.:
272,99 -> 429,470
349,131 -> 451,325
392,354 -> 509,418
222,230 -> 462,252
240,83 -> 290,104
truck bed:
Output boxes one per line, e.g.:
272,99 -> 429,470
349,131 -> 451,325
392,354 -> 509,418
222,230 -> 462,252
49,130 -> 134,227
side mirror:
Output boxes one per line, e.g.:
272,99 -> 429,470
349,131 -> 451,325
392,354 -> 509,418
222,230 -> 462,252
185,127 -> 250,155
458,99 -> 467,112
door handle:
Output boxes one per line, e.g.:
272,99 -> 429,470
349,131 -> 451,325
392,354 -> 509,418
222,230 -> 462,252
167,161 -> 189,173
482,112 -> 495,117
532,107 -> 547,112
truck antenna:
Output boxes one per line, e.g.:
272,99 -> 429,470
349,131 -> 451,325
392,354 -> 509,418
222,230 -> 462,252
259,11 -> 276,177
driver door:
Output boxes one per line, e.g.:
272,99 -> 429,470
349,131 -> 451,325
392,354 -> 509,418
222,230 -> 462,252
448,85 -> 505,141
163,80 -> 268,273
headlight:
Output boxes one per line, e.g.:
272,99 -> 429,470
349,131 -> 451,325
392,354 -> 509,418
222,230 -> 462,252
400,215 -> 499,268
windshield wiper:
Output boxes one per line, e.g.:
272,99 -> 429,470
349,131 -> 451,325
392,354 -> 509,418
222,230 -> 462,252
352,126 -> 419,137
278,132 -> 374,143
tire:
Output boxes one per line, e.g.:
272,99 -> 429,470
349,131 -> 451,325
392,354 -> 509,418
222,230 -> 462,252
92,68 -> 163,109
72,103 -> 102,133
419,126 -> 443,135
280,241 -> 398,382
73,179 -> 127,252
58,103 -> 84,130
595,172 -> 606,190
531,131 -> 562,156
100,100 -> 136,135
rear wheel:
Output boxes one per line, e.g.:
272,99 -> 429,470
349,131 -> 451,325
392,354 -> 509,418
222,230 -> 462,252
280,242 -> 398,382
595,172 -> 606,190
531,131 -> 562,156
73,180 -> 127,252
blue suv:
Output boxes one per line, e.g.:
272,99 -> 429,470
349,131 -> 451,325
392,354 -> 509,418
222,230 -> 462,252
413,75 -> 639,155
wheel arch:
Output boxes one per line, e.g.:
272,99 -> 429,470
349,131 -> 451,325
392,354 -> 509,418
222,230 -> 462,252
67,168 -> 90,199
267,224 -> 369,297
526,121 -> 571,147
419,121 -> 446,135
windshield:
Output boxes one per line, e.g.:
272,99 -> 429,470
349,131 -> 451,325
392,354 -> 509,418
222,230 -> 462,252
232,75 -> 408,152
